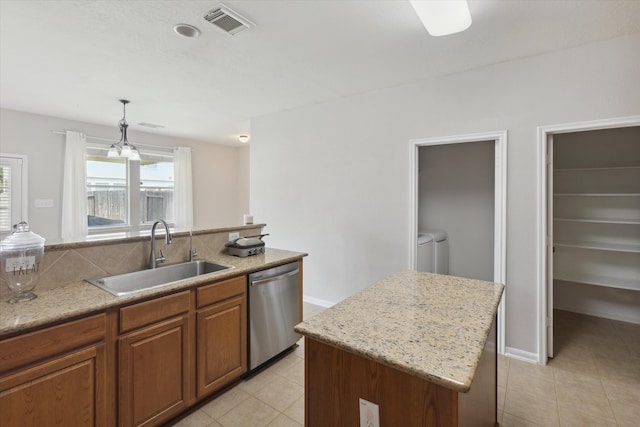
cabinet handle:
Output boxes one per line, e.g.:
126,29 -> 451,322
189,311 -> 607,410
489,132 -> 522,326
250,269 -> 299,287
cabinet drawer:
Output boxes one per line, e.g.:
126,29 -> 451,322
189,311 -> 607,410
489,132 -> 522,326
120,291 -> 190,333
197,276 -> 246,308
0,313 -> 106,373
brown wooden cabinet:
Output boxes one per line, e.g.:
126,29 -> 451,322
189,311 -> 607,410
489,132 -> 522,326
0,259 -> 300,427
196,275 -> 247,398
304,317 -> 497,427
118,291 -> 190,427
0,314 -> 107,427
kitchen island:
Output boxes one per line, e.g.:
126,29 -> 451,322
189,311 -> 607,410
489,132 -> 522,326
294,270 -> 504,427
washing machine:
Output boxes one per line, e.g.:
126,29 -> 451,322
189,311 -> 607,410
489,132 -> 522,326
417,233 -> 434,272
417,230 -> 449,274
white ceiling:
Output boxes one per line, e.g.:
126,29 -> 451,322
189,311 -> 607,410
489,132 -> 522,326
1,0 -> 639,146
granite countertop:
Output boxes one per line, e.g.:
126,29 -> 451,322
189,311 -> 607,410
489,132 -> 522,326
0,248 -> 306,338
294,270 -> 504,393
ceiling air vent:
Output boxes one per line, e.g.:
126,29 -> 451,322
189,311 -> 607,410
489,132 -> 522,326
204,4 -> 254,35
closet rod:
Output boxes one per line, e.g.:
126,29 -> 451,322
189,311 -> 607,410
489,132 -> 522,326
51,130 -> 177,152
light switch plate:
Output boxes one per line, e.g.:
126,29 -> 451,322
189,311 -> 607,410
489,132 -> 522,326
359,398 -> 380,427
34,199 -> 54,208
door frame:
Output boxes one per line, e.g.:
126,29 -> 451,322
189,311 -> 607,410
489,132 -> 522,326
535,115 -> 640,364
409,130 -> 507,354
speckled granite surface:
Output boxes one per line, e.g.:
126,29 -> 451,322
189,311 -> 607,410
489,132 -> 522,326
294,271 -> 504,393
0,248 -> 306,337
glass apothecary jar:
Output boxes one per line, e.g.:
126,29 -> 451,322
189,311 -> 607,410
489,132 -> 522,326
0,221 -> 45,303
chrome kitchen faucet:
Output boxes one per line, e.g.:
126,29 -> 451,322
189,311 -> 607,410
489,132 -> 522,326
149,219 -> 172,269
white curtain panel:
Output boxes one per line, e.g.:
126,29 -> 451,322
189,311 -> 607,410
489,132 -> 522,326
61,130 -> 88,239
173,146 -> 194,229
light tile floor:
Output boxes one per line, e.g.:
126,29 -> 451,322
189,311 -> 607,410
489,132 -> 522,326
500,309 -> 640,427
171,306 -> 639,427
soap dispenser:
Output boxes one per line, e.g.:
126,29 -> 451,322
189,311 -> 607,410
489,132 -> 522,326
0,221 -> 45,303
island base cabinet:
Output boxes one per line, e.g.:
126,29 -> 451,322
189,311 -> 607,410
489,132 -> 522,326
0,345 -> 106,427
458,316 -> 497,426
304,317 -> 497,427
305,339 -> 457,426
118,315 -> 190,427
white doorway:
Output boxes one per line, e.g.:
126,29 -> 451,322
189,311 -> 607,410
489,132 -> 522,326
410,130 -> 507,354
536,115 -> 640,364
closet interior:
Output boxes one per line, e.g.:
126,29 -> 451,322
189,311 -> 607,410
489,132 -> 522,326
552,126 -> 640,324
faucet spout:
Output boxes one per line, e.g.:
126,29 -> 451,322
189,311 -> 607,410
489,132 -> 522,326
149,219 -> 172,269
189,229 -> 198,262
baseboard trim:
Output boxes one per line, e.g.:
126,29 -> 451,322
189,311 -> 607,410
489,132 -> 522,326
303,295 -> 336,308
554,304 -> 640,325
505,346 -> 540,364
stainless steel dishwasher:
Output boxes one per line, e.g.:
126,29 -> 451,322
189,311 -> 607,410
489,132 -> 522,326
248,261 -> 301,370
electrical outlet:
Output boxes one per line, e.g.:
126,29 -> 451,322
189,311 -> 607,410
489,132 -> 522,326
228,232 -> 240,241
359,398 -> 380,427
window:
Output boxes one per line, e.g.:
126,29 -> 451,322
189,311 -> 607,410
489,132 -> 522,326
86,154 -> 127,227
0,162 -> 12,233
0,154 -> 27,237
86,146 -> 174,231
140,155 -> 174,223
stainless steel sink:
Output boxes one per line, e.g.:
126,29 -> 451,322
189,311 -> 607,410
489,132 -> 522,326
86,260 -> 233,296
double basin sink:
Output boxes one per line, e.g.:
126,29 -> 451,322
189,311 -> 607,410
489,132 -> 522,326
86,260 -> 233,296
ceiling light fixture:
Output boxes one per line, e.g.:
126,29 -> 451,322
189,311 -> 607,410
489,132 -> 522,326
107,99 -> 140,161
409,0 -> 472,37
238,135 -> 250,143
173,23 -> 201,38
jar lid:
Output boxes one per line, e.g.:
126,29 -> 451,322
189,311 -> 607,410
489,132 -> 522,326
0,221 -> 45,250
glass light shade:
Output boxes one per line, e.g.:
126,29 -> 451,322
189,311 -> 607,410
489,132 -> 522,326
107,144 -> 119,158
409,0 -> 472,36
129,147 -> 141,161
120,144 -> 132,158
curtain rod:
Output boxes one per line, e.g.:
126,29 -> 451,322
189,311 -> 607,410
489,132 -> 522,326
51,130 -> 178,152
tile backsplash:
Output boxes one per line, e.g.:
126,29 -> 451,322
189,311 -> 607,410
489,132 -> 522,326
0,225 -> 263,298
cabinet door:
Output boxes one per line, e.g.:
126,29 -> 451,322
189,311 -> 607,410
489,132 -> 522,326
0,345 -> 106,427
197,294 -> 247,398
119,315 -> 189,427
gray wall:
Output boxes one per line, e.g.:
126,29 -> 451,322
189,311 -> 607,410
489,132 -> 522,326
249,33 -> 640,359
418,141 -> 495,282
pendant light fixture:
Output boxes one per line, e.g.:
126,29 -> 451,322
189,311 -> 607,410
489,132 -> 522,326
107,99 -> 141,161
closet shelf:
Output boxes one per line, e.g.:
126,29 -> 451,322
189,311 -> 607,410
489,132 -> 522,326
554,165 -> 640,172
553,217 -> 640,225
554,272 -> 640,292
554,193 -> 640,197
554,241 -> 640,253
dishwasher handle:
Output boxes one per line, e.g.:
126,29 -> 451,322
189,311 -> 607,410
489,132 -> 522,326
250,269 -> 299,287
